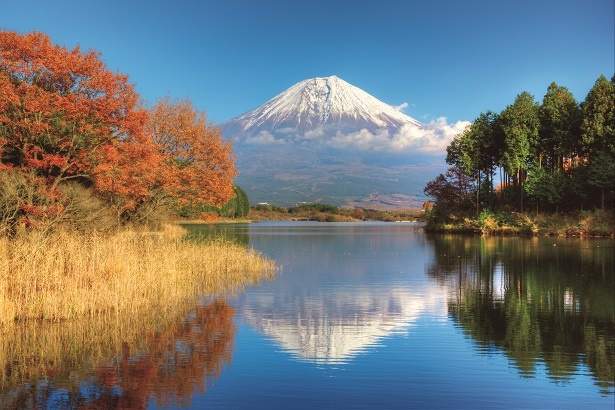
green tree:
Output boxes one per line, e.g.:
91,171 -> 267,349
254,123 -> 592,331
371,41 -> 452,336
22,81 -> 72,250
447,111 -> 502,214
586,151 -> 615,209
525,166 -> 566,214
581,75 -> 615,209
581,75 -> 615,156
539,82 -> 582,171
211,185 -> 250,218
500,92 -> 540,213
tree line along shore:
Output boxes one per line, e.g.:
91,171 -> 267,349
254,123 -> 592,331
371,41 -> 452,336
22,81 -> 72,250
422,74 -> 614,237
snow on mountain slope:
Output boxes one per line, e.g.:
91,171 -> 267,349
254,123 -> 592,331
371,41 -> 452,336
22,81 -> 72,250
223,75 -> 422,138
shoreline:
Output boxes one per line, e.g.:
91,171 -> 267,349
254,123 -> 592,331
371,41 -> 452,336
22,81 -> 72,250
176,209 -> 614,239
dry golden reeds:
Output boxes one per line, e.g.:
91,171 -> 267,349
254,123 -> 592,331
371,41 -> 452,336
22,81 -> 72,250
0,224 -> 277,327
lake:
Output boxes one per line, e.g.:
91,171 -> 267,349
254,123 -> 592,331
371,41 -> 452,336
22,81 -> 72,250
1,221 -> 613,409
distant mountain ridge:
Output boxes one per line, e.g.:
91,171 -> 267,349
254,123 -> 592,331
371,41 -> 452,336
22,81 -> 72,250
220,76 -> 452,209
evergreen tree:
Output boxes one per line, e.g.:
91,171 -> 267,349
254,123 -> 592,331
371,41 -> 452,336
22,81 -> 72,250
539,82 -> 582,171
586,151 -> 615,209
581,75 -> 615,156
581,74 -> 615,209
500,92 -> 540,212
446,111 -> 502,214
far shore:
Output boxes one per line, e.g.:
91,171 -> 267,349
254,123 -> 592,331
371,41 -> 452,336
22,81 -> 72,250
176,208 -> 614,239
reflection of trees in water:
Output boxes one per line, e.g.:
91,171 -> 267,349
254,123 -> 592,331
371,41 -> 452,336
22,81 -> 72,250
1,301 -> 235,409
425,234 -> 614,395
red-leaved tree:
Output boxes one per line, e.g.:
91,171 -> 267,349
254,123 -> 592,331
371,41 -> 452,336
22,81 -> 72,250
0,30 -> 148,230
0,30 -> 237,230
146,97 -> 237,208
0,30 -> 146,188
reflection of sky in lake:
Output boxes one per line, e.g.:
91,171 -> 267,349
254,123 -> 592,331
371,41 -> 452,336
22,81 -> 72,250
175,223 -> 614,408
229,222 -> 448,364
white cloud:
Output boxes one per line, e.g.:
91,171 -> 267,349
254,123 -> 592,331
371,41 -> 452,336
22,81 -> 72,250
325,118 -> 470,154
393,102 -> 409,112
302,127 -> 325,140
241,118 -> 471,154
391,117 -> 471,154
245,130 -> 286,145
327,128 -> 392,151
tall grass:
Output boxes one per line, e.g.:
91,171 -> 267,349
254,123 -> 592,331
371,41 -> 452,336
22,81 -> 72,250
0,224 -> 277,327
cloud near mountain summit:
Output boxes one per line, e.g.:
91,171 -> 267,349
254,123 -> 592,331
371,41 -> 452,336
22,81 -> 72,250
326,117 -> 470,153
243,117 -> 470,154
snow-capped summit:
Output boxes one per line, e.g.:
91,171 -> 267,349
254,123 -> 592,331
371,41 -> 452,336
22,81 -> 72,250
222,75 -> 421,139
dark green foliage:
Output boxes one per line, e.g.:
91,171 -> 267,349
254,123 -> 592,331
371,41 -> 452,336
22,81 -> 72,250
425,73 -> 615,225
218,185 -> 250,218
539,82 -> 582,170
587,151 -> 615,209
176,185 -> 251,219
288,203 -> 339,214
524,166 -> 566,213
581,75 -> 615,155
500,92 -> 540,178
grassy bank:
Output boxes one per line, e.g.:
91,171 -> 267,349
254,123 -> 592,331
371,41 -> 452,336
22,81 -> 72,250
0,224 -> 277,328
425,209 -> 615,237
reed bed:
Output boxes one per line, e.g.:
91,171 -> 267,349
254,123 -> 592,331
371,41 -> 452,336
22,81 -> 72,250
0,225 -> 276,395
0,224 -> 277,327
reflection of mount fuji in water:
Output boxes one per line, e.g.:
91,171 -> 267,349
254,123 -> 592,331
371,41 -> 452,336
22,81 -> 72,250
238,287 -> 446,364
225,222 -> 447,364
226,222 -> 447,364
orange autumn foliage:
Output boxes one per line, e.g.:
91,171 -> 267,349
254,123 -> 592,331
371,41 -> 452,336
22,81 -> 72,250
92,133 -> 164,220
0,30 -> 237,228
0,30 -> 146,188
146,96 -> 237,208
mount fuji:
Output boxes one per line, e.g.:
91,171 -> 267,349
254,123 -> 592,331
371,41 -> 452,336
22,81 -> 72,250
221,76 -> 466,208
223,75 -> 421,139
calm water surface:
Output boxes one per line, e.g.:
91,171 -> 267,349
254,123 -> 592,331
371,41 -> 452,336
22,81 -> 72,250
1,221 -> 613,409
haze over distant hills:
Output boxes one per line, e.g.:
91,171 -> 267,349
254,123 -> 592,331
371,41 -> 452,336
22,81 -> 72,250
221,76 -> 469,209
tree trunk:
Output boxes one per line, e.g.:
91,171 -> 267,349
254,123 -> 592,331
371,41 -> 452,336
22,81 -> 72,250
476,170 -> 480,215
517,169 -> 524,213
601,187 -> 605,209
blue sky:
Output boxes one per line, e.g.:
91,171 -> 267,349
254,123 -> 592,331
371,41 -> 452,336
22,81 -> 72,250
3,0 -> 613,126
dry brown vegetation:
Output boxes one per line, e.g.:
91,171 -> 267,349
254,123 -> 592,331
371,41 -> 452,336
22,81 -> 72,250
0,224 -> 276,327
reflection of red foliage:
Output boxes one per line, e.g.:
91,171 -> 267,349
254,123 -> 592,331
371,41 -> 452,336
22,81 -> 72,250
85,301 -> 236,409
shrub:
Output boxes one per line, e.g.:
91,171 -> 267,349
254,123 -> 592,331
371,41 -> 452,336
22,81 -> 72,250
58,183 -> 118,232
477,209 -> 499,234
577,210 -> 615,237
